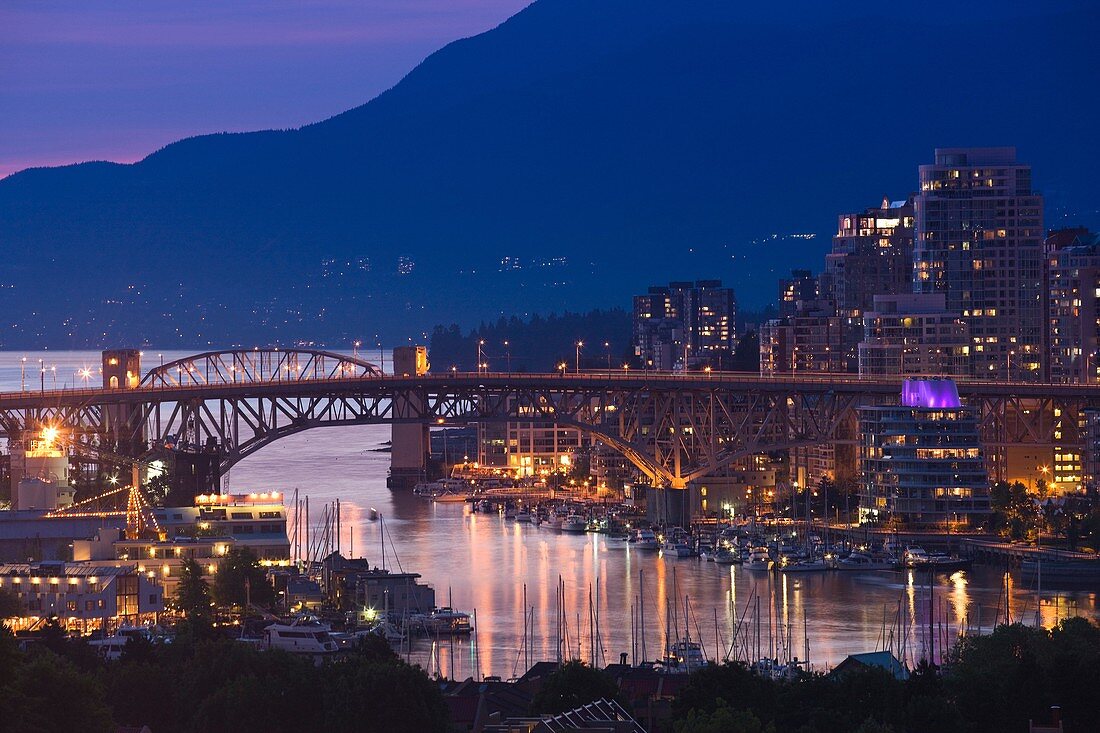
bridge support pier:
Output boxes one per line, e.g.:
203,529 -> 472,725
387,346 -> 431,490
647,482 -> 690,528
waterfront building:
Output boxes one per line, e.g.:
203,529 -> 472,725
859,379 -> 991,528
689,455 -> 778,518
858,294 -> 971,377
68,493 -> 291,597
0,561 -> 164,633
477,419 -> 592,476
325,554 -> 436,619
826,196 -> 916,319
591,442 -> 636,491
632,280 -> 737,369
913,147 -> 1044,380
1047,228 -> 1100,384
0,490 -> 289,567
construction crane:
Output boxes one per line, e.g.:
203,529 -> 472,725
41,425 -> 166,540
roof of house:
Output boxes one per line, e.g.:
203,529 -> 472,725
833,651 -> 909,680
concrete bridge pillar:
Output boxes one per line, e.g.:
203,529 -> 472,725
387,346 -> 431,490
101,349 -> 145,454
647,483 -> 691,528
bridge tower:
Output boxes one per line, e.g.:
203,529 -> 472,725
101,349 -> 145,454
388,346 -> 431,489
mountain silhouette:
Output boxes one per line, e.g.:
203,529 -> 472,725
1,0 -> 1098,348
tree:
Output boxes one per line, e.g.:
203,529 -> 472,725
672,662 -> 777,722
213,546 -> 275,609
0,652 -> 114,732
732,330 -> 760,372
321,655 -> 451,733
530,660 -> 621,715
989,481 -> 1036,540
176,557 -> 213,619
675,699 -> 775,733
0,587 -> 22,620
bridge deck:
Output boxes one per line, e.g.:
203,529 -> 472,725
1,370 -> 1098,409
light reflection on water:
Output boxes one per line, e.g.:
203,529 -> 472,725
0,352 -> 1095,678
231,424 -> 1100,678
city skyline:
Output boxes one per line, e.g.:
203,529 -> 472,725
3,4 -> 1100,731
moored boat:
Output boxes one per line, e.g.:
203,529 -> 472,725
263,618 -> 338,655
561,514 -> 587,533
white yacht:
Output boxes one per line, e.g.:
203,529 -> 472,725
263,618 -> 338,655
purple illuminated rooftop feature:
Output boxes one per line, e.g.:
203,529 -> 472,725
901,379 -> 962,409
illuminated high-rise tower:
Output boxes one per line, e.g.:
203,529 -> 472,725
913,148 -> 1044,380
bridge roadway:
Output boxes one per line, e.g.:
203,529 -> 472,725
4,369 -> 1100,406
1,368 -> 1098,488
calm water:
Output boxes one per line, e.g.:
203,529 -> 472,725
2,351 -> 1098,678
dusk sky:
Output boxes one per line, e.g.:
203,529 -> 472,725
0,0 -> 530,178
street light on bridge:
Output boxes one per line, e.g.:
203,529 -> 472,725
575,341 -> 583,373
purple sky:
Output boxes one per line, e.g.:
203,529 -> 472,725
0,0 -> 531,178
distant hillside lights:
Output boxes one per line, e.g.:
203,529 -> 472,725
397,255 -> 415,275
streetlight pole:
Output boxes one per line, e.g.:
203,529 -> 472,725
20,357 -> 26,392
478,340 -> 486,373
604,342 -> 611,370
575,341 -> 583,373
38,359 -> 44,393
503,341 -> 511,373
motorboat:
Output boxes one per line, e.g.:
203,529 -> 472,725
419,607 -> 473,636
629,528 -> 660,551
927,552 -> 972,572
263,618 -> 338,655
744,546 -> 772,571
415,478 -> 469,501
779,558 -> 831,573
662,539 -> 695,558
902,547 -> 930,568
561,514 -> 588,533
713,547 -> 742,565
836,551 -> 896,571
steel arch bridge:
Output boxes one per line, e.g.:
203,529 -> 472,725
141,348 -> 382,388
1,348 -> 1099,488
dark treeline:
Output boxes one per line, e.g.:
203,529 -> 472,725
2,618 -> 1098,732
668,619 -> 1100,733
0,625 -> 448,733
429,309 -> 633,372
